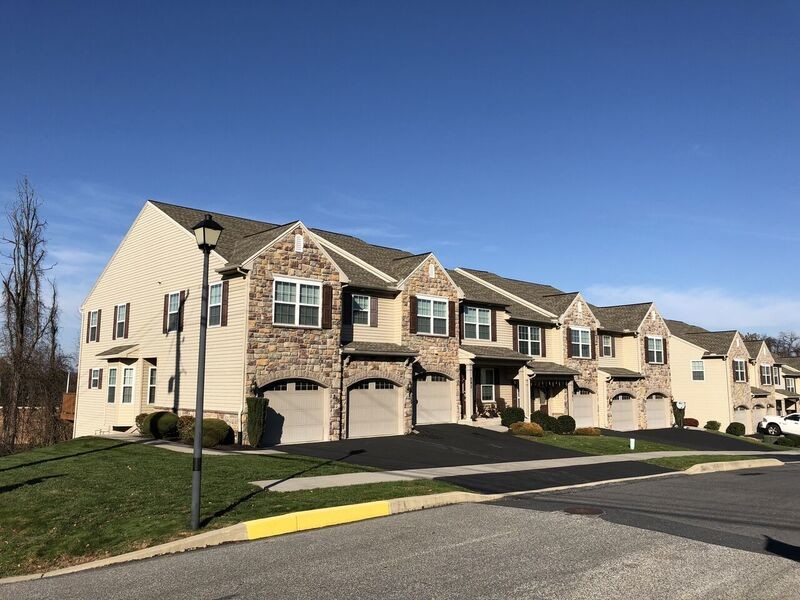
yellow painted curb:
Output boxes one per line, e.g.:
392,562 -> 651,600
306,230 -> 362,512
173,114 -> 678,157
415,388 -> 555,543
245,501 -> 391,541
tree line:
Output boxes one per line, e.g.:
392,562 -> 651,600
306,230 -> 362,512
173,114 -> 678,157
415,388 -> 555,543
742,331 -> 800,358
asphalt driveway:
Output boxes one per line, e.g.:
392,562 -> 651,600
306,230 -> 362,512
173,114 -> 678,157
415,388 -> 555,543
277,424 -> 587,470
602,427 -> 776,451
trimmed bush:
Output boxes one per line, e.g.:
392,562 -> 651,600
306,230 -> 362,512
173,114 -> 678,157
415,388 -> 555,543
704,420 -> 721,431
726,422 -> 746,436
246,396 -> 269,447
140,411 -> 178,439
509,421 -> 544,437
775,436 -> 796,447
177,415 -> 195,443
575,427 -> 601,436
135,413 -> 148,430
683,418 -> 699,428
557,415 -> 576,434
501,406 -> 526,428
786,433 -> 800,446
531,410 -> 562,434
181,418 -> 234,448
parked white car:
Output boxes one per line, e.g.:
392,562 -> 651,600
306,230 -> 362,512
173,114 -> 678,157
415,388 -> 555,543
757,413 -> 800,436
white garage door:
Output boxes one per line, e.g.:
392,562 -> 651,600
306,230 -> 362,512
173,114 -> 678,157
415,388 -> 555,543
734,407 -> 751,434
348,380 -> 401,438
752,405 -> 767,434
571,394 -> 596,428
646,395 -> 669,429
611,395 -> 636,431
416,374 -> 453,424
263,380 -> 326,445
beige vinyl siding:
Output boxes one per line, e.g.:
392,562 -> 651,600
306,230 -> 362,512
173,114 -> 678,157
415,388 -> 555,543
598,335 -> 625,368
348,295 -> 401,344
74,202 -> 247,437
461,308 -> 512,348
668,336 -> 730,429
544,326 -> 562,363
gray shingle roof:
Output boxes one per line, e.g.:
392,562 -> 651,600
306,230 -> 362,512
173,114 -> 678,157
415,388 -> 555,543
591,303 -> 652,333
458,269 -> 577,316
96,344 -> 138,357
750,387 -> 770,397
461,344 -> 532,362
599,367 -> 645,379
310,229 -> 415,279
448,270 -> 553,324
529,361 -> 580,376
744,340 -> 767,360
665,319 -> 709,337
775,388 -> 799,398
777,357 -> 800,371
325,246 -> 397,291
342,342 -> 417,357
682,331 -> 738,356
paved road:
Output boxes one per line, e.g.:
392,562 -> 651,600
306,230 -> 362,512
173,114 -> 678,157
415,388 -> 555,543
6,466 -> 798,600
602,427 -> 777,451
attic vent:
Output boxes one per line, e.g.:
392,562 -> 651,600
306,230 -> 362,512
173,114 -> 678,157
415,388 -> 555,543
428,262 -> 435,278
294,234 -> 304,253
577,301 -> 583,315
651,311 -> 656,321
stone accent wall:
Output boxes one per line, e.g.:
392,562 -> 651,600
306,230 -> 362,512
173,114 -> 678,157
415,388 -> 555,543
560,296 -> 600,417
245,226 -> 345,440
639,306 -> 673,428
400,257 -> 461,380
342,357 -> 414,434
751,343 -> 776,409
728,334 -> 751,414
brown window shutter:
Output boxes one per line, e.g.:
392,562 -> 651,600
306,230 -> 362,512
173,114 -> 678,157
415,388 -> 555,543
124,302 -> 131,338
644,337 -> 650,364
590,330 -> 596,359
370,296 -> 379,328
512,382 -> 518,406
566,328 -> 573,358
512,324 -> 519,351
409,296 -> 417,334
760,367 -> 765,386
162,294 -> 169,334
98,369 -> 103,390
112,305 -> 118,340
86,313 -> 91,344
662,337 -> 668,364
610,336 -> 616,358
342,293 -> 352,325
96,309 -> 101,342
449,301 -> 456,337
88,368 -> 92,388
490,308 -> 497,342
220,281 -> 229,327
731,361 -> 737,381
178,291 -> 186,332
459,306 -> 464,339
494,368 -> 500,405
745,363 -> 749,382
540,327 -> 547,357
321,285 -> 333,329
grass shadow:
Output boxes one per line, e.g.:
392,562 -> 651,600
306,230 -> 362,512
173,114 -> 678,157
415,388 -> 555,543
0,440 -> 143,473
0,474 -> 65,494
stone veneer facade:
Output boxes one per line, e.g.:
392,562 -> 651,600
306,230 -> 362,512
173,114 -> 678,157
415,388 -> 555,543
560,296 -> 600,416
728,333 -> 752,414
637,306 -> 673,428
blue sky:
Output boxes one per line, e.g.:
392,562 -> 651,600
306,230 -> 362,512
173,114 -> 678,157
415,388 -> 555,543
1,1 -> 798,351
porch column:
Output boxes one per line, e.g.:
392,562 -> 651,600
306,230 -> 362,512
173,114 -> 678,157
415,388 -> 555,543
463,362 -> 474,419
518,365 -> 531,418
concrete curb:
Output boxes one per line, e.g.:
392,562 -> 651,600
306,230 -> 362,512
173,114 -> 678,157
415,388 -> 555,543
684,458 -> 783,475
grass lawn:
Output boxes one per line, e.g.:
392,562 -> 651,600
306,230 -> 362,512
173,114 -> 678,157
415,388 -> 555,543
0,437 -> 458,578
645,454 -> 761,471
516,432 -> 688,455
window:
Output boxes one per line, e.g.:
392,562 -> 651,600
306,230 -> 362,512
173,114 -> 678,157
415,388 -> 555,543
148,368 -> 157,404
209,283 -> 223,327
115,304 -> 127,339
107,368 -> 117,403
267,382 -> 288,391
518,325 -> 542,356
480,368 -> 495,403
352,294 -> 370,325
647,337 -> 664,364
167,292 -> 181,332
122,368 -> 134,404
429,374 -> 447,382
90,368 -> 100,389
570,327 -> 591,358
773,366 -> 781,387
691,361 -> 705,381
787,378 -> 796,393
294,380 -> 319,391
733,359 -> 747,382
761,364 -> 773,386
273,279 -> 321,327
464,307 -> 491,340
375,380 -> 394,390
417,297 -> 448,336
601,335 -> 613,357
88,310 -> 99,342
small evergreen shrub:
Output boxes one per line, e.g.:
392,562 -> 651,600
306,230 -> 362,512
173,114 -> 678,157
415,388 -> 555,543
775,436 -> 796,447
181,418 -> 234,448
140,411 -> 178,439
501,406 -> 526,428
786,433 -> 800,445
531,410 -> 562,434
575,427 -> 601,436
177,415 -> 195,443
557,415 -> 576,434
683,418 -> 699,428
135,413 -> 148,430
704,420 -> 721,431
246,396 -> 269,447
509,421 -> 544,437
726,422 -> 746,436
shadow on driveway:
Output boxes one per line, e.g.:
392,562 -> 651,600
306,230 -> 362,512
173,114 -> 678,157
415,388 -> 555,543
601,427 -> 776,452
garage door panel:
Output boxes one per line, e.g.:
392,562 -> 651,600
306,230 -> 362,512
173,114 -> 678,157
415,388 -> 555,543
611,398 -> 635,431
734,408 -> 751,434
348,383 -> 400,438
263,388 -> 325,445
646,398 -> 669,429
572,396 -> 595,428
752,406 -> 766,434
416,379 -> 453,425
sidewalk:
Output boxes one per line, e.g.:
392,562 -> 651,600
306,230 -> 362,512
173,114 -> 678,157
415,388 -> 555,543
251,450 -> 799,491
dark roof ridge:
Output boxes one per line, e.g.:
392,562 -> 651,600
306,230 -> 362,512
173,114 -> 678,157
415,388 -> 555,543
687,329 -> 738,335
309,227 -> 413,254
238,222 -> 296,240
596,301 -> 653,308
149,199 -> 275,228
541,291 -> 578,297
392,252 -> 432,261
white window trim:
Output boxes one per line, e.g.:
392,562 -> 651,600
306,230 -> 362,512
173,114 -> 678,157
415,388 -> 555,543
167,291 -> 181,332
272,276 -> 323,329
416,294 -> 448,337
122,367 -> 135,404
761,364 -> 773,386
89,310 -> 99,342
107,367 -> 117,403
463,306 -> 491,341
115,304 -> 127,338
90,368 -> 100,389
518,325 -> 542,357
647,336 -> 665,364
691,360 -> 705,381
772,365 -> 780,385
787,378 -> 796,393
148,367 -> 157,404
480,368 -> 495,403
571,326 -> 591,359
351,294 -> 370,327
601,335 -> 613,357
208,282 -> 223,328
733,359 -> 747,382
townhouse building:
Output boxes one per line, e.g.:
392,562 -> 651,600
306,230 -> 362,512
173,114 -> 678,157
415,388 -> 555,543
774,358 -> 800,415
743,340 -> 777,428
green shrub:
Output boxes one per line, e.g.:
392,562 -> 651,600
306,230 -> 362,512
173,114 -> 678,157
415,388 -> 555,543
575,427 -> 601,436
531,410 -> 562,434
177,415 -> 195,443
683,418 -> 699,427
246,396 -> 269,447
140,411 -> 178,439
181,418 -> 234,448
775,436 -> 796,447
501,406 -> 526,428
725,422 -> 745,436
557,415 -> 576,434
135,413 -> 148,430
509,421 -> 544,437
786,433 -> 800,445
704,420 -> 721,431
